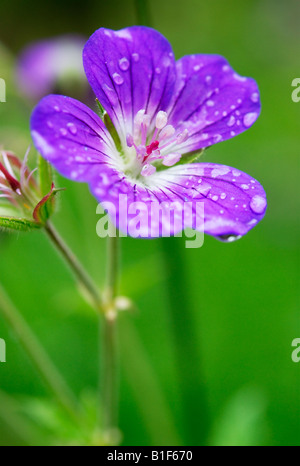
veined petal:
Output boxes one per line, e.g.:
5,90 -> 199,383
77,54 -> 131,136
167,55 -> 261,153
90,162 -> 266,239
83,26 -> 176,143
30,95 -> 118,182
155,163 -> 267,238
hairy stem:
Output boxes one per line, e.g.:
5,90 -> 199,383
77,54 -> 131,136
101,234 -> 120,443
45,221 -> 103,312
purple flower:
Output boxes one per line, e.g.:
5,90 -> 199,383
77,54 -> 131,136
30,26 -> 267,240
16,35 -> 86,99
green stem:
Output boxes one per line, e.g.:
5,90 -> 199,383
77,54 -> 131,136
0,389 -> 41,445
160,238 -> 210,444
134,0 -> 152,27
0,285 -> 81,423
101,234 -> 120,443
45,221 -> 103,312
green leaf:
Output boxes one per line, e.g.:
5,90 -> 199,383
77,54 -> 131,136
0,217 -> 41,232
38,155 -> 53,196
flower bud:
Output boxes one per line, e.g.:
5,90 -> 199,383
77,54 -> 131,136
0,149 -> 62,231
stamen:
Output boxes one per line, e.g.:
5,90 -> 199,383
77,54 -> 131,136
159,125 -> 176,141
176,129 -> 189,144
162,153 -> 182,167
141,164 -> 156,177
155,111 -> 168,129
126,110 -> 189,177
126,133 -> 134,147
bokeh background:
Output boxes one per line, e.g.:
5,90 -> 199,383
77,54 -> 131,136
0,0 -> 299,446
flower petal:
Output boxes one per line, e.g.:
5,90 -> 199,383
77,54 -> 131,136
167,55 -> 261,153
90,162 -> 266,239
155,163 -> 267,238
83,26 -> 176,142
30,95 -> 118,182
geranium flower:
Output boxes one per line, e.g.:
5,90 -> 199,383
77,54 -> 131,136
30,26 -> 267,240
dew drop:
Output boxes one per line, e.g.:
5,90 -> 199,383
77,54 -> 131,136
113,73 -> 124,85
206,100 -> 215,107
47,121 -> 53,128
67,122 -> 77,135
243,112 -> 258,127
220,193 -> 227,200
217,234 -> 242,243
251,92 -> 259,103
155,67 -> 161,74
212,195 -> 219,201
132,53 -> 140,62
227,115 -> 236,127
59,128 -> 67,136
250,195 -> 267,214
205,75 -> 212,84
54,105 -> 60,112
241,184 -> 249,190
119,57 -> 130,71
213,134 -> 223,143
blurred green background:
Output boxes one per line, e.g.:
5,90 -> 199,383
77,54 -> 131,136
0,0 -> 299,446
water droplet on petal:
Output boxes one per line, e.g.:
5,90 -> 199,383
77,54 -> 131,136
241,184 -> 249,190
213,134 -> 223,143
67,122 -> 77,135
227,115 -> 236,127
243,112 -> 258,127
250,195 -> 267,214
47,121 -> 53,128
119,57 -> 130,71
54,105 -> 60,112
113,72 -> 124,85
60,128 -> 67,136
132,53 -> 140,62
155,67 -> 161,74
217,234 -> 242,243
220,193 -> 227,200
251,92 -> 259,103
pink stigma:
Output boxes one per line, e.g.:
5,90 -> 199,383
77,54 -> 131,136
146,140 -> 159,156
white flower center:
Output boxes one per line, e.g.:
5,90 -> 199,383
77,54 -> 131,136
125,110 -> 189,177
